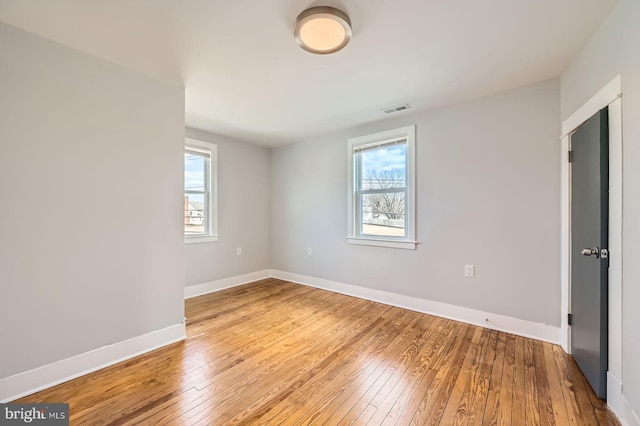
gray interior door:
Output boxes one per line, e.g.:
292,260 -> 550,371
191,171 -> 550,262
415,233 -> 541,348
570,107 -> 609,399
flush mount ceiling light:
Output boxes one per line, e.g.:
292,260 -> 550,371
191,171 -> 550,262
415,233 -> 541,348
294,6 -> 352,54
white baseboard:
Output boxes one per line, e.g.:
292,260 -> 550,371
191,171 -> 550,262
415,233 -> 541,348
608,371 -> 623,419
271,270 -> 561,345
186,269 -> 561,344
0,323 -> 186,403
184,269 -> 272,299
623,396 -> 640,426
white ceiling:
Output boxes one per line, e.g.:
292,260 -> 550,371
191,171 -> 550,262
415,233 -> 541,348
0,0 -> 616,147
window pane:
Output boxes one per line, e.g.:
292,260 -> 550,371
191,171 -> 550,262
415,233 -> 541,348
184,193 -> 206,236
361,192 -> 405,237
348,125 -> 415,248
185,153 -> 206,192
358,143 -> 406,237
360,144 -> 406,190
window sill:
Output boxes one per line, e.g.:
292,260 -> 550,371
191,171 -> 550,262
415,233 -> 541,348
347,237 -> 417,250
185,235 -> 219,244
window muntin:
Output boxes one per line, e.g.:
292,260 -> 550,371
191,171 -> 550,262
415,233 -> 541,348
348,125 -> 416,249
184,139 -> 217,243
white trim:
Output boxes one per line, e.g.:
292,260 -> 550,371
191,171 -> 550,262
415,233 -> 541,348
608,98 -> 623,386
607,371 -> 623,419
347,125 -> 417,249
560,76 -> 623,418
0,323 -> 186,403
184,137 -> 218,242
623,397 -> 640,426
561,75 -> 621,137
560,134 -> 571,352
347,237 -> 417,250
184,269 -> 272,299
271,269 -> 561,344
184,235 -> 219,244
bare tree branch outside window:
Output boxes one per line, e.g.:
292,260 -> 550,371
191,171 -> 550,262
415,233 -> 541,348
362,169 -> 405,221
349,126 -> 415,244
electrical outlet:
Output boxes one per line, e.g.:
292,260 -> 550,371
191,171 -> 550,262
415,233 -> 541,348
237,247 -> 242,256
307,248 -> 312,256
464,264 -> 475,278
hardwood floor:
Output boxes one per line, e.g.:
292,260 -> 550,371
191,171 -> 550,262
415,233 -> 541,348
15,278 -> 619,425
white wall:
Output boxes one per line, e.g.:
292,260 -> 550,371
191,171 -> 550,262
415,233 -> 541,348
184,128 -> 270,287
271,79 -> 561,327
0,22 -> 185,379
561,0 -> 640,422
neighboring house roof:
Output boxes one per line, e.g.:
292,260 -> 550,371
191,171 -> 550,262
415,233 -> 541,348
188,201 -> 204,211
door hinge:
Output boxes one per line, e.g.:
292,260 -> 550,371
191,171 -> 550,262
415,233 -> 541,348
568,151 -> 574,163
568,313 -> 574,326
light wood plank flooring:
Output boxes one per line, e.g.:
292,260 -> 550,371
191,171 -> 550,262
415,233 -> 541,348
15,278 -> 619,425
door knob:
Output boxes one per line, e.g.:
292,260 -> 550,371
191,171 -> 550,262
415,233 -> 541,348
581,247 -> 600,258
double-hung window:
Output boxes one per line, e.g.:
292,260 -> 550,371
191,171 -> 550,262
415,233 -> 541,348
184,138 -> 218,243
348,125 -> 416,249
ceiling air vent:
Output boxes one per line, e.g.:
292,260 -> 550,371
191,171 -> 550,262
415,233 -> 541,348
382,103 -> 411,114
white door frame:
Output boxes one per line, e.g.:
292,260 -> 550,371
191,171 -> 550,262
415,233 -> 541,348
560,75 -> 622,414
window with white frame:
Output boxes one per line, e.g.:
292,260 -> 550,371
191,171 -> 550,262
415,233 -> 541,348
348,125 -> 416,249
184,138 -> 218,243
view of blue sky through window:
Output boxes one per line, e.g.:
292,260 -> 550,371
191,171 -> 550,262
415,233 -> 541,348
185,153 -> 205,192
359,143 -> 406,237
361,144 -> 406,175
